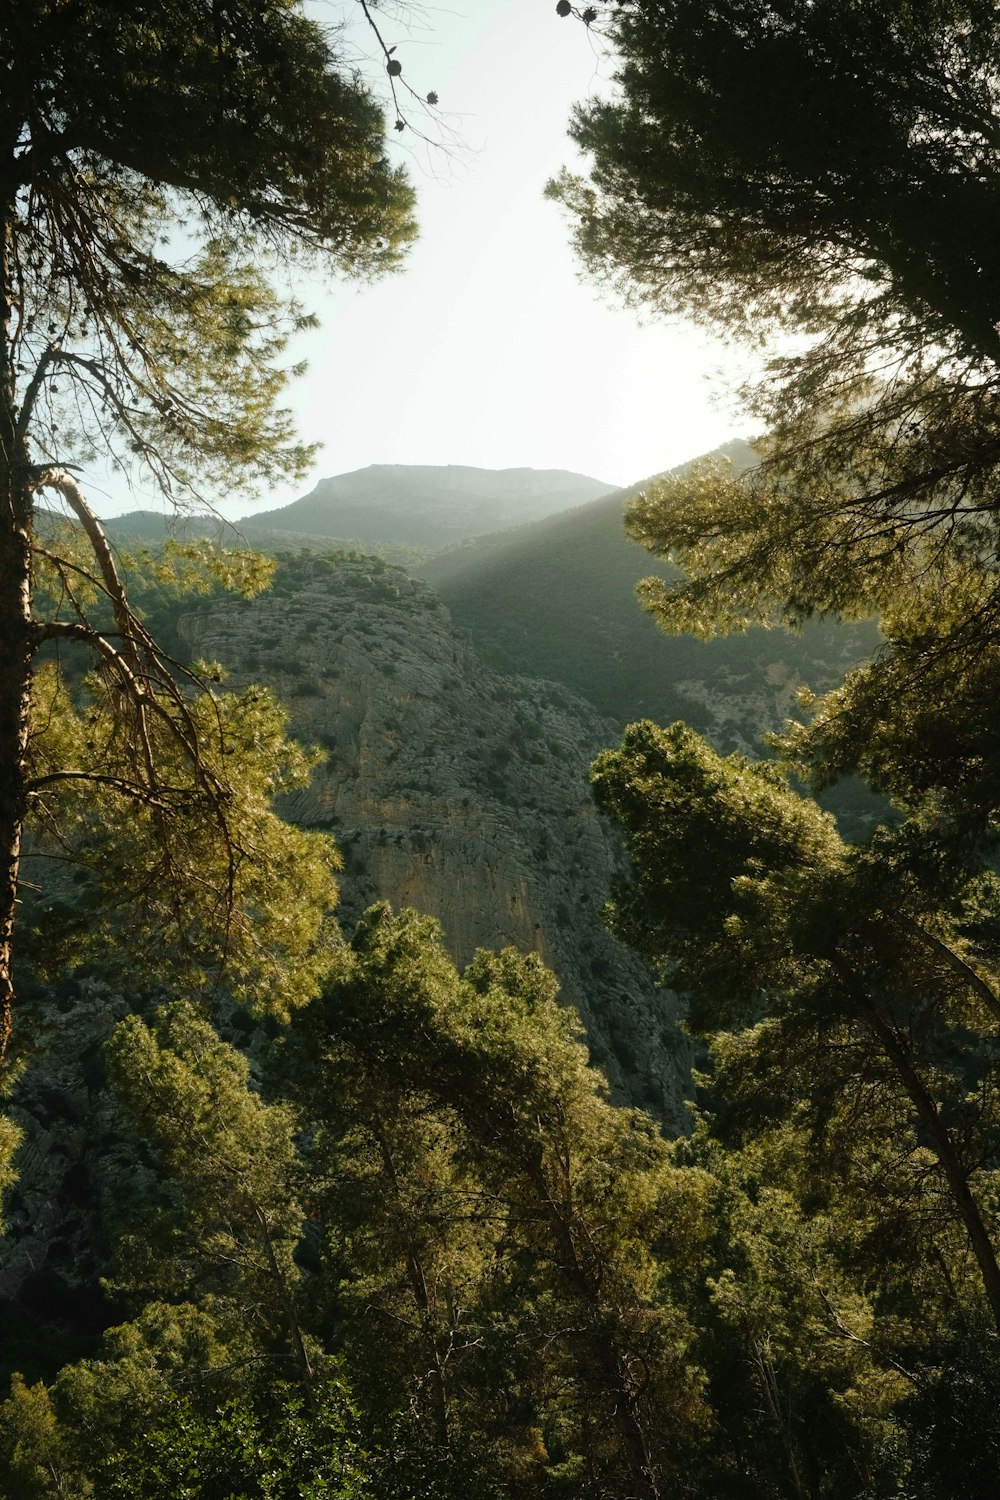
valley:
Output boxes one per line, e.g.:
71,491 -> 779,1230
4,454 -> 887,1378
177,551 -> 690,1120
125,452 -> 884,1111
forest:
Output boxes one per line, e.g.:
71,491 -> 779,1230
3,2 -> 1000,1497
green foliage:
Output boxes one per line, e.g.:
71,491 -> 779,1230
551,0 -> 1000,358
105,1004 -> 306,1354
0,1111 -> 21,1232
25,666 -> 340,1017
0,1307 -> 368,1499
593,719 -> 1000,1475
141,539 -> 277,605
290,904 -> 714,1498
0,0 -> 419,1070
12,1 -> 1000,1492
0,904 -> 719,1497
547,5 -> 1000,745
678,1125 -> 912,1497
47,1301 -> 255,1473
593,721 -> 844,1022
17,878 -> 1000,1494
775,569 -> 1000,843
900,1331 -> 1000,1500
546,6 -> 1000,1485
88,1381 -> 371,1500
0,1372 -> 87,1500
6,0 -> 416,500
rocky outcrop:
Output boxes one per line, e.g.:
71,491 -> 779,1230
0,553 -> 689,1333
178,554 -> 690,1122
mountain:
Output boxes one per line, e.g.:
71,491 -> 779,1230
4,466 -> 886,1328
101,507 -> 430,569
419,443 -> 882,770
101,464 -> 615,562
232,464 -> 615,549
105,438 -> 884,833
177,553 -> 690,1122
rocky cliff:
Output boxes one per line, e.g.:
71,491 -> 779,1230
178,553 -> 690,1122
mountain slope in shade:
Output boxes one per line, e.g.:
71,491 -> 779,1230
234,463 -> 615,548
419,441 -> 881,762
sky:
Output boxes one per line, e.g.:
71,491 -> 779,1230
98,0 -> 751,519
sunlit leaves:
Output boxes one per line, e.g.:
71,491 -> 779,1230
6,2 -> 416,504
25,666 -> 341,1018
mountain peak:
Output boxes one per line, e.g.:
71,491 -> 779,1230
236,463 -> 615,548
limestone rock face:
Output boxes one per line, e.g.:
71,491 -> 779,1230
0,555 -> 688,1325
178,555 -> 689,1122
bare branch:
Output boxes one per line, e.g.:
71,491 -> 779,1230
26,769 -> 181,809
30,468 -> 142,670
901,917 -> 1000,1025
15,343 -> 59,442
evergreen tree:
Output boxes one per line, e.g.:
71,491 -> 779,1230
547,5 -> 1000,1484
105,1003 -> 311,1379
0,0 -> 417,1058
292,904 -> 714,1500
549,1 -> 1000,665
591,721 -> 1000,1488
595,723 -> 1000,1304
24,666 -> 341,1018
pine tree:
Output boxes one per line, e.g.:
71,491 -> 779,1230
292,905 -> 714,1499
549,1 -> 1000,661
0,0 -> 417,1057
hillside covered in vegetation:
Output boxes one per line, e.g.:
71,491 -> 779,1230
5,2 -> 1000,1498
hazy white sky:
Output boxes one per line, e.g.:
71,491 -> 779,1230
99,0 -> 750,518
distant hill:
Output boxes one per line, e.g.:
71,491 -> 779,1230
101,464 -> 616,558
233,464 -> 615,549
100,509 -> 429,569
103,442 -> 883,829
419,442 -> 882,768
96,510 -> 233,555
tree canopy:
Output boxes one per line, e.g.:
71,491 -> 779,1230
0,0 -> 418,1056
549,3 -> 1000,1487
549,0 -> 1000,648
10,2 -> 1000,1495
3,0 -> 415,496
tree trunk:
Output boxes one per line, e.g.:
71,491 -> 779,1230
373,1120 -> 452,1447
255,1205 -> 315,1400
528,1155 -> 662,1500
0,205 -> 32,1062
859,995 -> 1000,1333
0,506 -> 31,1062
827,950 -> 1000,1329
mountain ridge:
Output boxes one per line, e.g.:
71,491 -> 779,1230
98,462 -> 617,558
236,462 -> 616,548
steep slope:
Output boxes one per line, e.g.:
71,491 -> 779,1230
420,444 -> 881,762
178,554 -> 690,1121
0,553 -> 690,1340
234,464 -> 615,549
